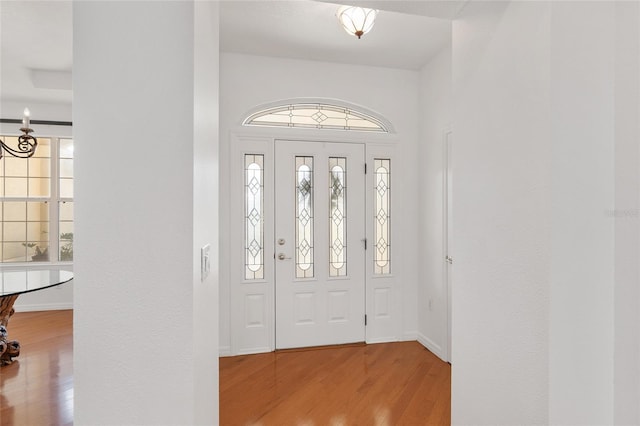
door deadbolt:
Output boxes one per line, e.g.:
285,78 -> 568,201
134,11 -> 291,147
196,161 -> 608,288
278,238 -> 286,246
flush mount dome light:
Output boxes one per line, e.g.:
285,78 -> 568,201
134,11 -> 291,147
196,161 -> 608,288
336,6 -> 378,39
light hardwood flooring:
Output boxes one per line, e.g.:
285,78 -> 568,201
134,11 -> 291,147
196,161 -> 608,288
0,310 -> 73,426
220,341 -> 451,425
1,311 -> 451,425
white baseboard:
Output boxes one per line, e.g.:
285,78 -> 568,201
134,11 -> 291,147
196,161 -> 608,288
417,332 -> 447,362
13,303 -> 73,313
402,330 -> 418,341
219,346 -> 232,357
366,336 -> 400,344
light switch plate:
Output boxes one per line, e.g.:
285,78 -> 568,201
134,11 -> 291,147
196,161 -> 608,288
201,244 -> 211,281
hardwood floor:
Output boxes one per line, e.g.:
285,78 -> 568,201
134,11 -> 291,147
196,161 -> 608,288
1,311 -> 451,425
0,310 -> 73,426
220,342 -> 451,425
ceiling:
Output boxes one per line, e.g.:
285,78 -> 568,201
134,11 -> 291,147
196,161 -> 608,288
0,1 -> 454,109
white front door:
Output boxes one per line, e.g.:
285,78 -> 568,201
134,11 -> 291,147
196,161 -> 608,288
274,140 -> 366,349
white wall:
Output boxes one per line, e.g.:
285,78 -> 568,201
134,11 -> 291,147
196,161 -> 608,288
452,2 -> 551,423
219,53 -> 421,352
613,3 -> 640,423
192,1 -> 220,423
549,2 -> 615,423
452,1 -> 640,424
418,42 -> 452,361
73,2 -> 218,424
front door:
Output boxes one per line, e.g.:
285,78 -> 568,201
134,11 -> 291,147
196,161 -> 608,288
274,140 -> 366,349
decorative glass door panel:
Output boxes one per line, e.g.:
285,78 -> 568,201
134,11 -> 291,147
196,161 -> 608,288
275,141 -> 365,349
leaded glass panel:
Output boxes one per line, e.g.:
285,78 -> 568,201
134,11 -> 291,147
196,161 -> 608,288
329,157 -> 347,277
245,154 -> 264,280
374,159 -> 390,275
296,156 -> 314,278
244,103 -> 388,133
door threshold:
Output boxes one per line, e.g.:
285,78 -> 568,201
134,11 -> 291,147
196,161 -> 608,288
275,342 -> 366,354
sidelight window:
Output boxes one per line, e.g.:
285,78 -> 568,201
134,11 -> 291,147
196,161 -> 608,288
374,159 -> 390,275
245,154 -> 264,280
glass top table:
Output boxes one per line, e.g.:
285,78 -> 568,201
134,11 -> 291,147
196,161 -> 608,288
0,268 -> 73,365
0,269 -> 73,297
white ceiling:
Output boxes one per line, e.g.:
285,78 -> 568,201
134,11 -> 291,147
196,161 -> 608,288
220,1 -> 452,70
0,0 -> 453,109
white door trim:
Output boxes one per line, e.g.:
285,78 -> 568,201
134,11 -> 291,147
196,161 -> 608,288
443,128 -> 453,363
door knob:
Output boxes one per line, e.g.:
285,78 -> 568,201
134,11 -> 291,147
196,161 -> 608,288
278,253 -> 291,260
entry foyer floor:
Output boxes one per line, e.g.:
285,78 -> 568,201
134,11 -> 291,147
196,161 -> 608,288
1,311 -> 451,425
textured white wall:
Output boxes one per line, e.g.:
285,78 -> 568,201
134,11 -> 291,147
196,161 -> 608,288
418,43 -> 452,361
73,2 -> 218,424
193,1 -> 220,423
549,2 -> 615,423
452,2 -> 551,424
452,1 -> 640,424
218,53 -> 421,352
613,3 -> 640,423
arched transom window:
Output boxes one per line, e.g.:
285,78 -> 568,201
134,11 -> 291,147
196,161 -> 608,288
243,102 -> 389,133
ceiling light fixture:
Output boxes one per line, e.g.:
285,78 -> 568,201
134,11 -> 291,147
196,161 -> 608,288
336,6 -> 378,39
0,108 -> 38,159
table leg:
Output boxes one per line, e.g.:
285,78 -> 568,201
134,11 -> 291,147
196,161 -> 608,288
0,295 -> 20,365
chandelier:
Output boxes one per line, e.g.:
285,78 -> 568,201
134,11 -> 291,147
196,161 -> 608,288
336,6 -> 378,39
0,109 -> 38,159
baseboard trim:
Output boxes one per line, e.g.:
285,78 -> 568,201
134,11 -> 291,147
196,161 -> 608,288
417,332 -> 446,362
219,346 -> 232,357
13,303 -> 73,313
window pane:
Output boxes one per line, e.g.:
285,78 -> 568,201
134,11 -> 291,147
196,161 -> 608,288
34,139 -> 51,158
4,222 -> 26,241
60,178 -> 73,198
59,201 -> 73,261
4,157 -> 28,177
59,139 -> 73,198
329,157 -> 347,277
5,178 -> 27,197
244,155 -> 263,280
374,159 -> 391,275
28,178 -> 50,197
60,139 -> 73,159
28,158 -> 50,177
0,201 -> 49,263
4,202 -> 25,221
296,156 -> 314,278
60,159 -> 73,178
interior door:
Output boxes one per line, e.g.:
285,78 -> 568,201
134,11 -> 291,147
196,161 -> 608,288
275,140 -> 366,349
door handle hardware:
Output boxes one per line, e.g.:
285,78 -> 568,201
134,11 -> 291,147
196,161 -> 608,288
278,253 -> 291,260
446,256 -> 453,264
277,238 -> 286,246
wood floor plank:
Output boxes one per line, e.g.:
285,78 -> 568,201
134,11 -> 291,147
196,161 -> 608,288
220,341 -> 451,425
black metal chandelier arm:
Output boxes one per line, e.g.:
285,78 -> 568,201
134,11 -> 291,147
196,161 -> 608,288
0,134 -> 38,159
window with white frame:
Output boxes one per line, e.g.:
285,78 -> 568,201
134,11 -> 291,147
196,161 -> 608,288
0,136 -> 73,263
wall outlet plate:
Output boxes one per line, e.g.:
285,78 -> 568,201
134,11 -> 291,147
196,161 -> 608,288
201,244 -> 211,281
